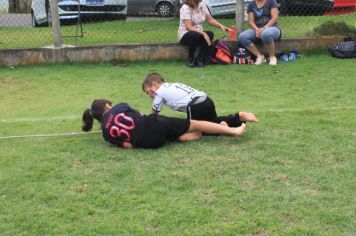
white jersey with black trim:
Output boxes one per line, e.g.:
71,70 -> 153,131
152,83 -> 207,112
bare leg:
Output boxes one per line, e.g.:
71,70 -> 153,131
264,42 -> 277,65
248,43 -> 263,57
187,120 -> 246,137
220,121 -> 228,126
238,112 -> 258,122
248,43 -> 265,65
264,42 -> 276,58
178,132 -> 202,142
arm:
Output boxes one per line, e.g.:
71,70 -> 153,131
258,8 -> 279,37
251,7 -> 279,38
206,14 -> 230,33
264,8 -> 279,28
121,141 -> 133,149
183,19 -> 212,46
151,109 -> 159,115
181,4 -> 206,36
248,12 -> 258,31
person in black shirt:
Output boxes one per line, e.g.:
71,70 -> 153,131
238,0 -> 281,65
82,99 -> 247,149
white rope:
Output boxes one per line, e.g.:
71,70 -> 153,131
219,106 -> 356,113
0,115 -> 79,123
254,106 -> 356,113
0,106 -> 354,140
1,106 -> 355,124
0,131 -> 101,140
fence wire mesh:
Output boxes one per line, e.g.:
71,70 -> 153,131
0,0 -> 355,49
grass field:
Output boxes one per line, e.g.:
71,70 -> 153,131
0,13 -> 355,48
0,51 -> 355,235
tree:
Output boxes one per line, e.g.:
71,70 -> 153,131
8,0 -> 31,13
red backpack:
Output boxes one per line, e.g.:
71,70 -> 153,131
208,40 -> 232,65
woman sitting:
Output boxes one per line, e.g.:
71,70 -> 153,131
178,0 -> 230,68
238,0 -> 281,65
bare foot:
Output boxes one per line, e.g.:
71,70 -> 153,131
220,121 -> 228,126
238,112 -> 258,122
233,123 -> 246,137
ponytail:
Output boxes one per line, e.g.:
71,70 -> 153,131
81,99 -> 112,132
82,108 -> 94,132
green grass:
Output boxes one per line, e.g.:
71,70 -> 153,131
0,13 -> 355,48
0,51 -> 355,235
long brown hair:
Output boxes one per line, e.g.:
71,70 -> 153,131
185,0 -> 201,9
82,99 -> 112,132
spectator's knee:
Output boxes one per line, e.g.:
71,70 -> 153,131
206,31 -> 214,40
261,32 -> 274,45
261,28 -> 280,44
238,35 -> 250,48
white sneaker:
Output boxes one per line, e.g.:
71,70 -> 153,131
254,55 -> 265,65
269,56 -> 277,66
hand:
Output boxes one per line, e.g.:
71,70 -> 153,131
121,141 -> 133,149
220,25 -> 231,33
255,28 -> 263,38
203,32 -> 212,46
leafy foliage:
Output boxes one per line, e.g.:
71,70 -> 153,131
310,20 -> 356,36
0,52 -> 355,234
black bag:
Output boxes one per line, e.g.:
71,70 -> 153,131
232,45 -> 255,64
329,39 -> 356,58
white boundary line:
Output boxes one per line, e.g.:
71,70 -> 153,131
0,131 -> 101,140
218,106 -> 356,113
0,115 -> 79,123
254,106 -> 356,113
0,106 -> 355,140
1,106 -> 355,123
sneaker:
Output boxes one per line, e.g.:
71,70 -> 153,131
254,55 -> 265,65
289,51 -> 297,61
269,56 -> 277,66
278,52 -> 289,63
195,59 -> 205,67
186,57 -> 195,68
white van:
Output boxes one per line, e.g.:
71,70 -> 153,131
203,0 -> 253,17
31,0 -> 128,27
179,0 -> 251,17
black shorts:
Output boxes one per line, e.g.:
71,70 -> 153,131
187,96 -> 243,127
139,114 -> 190,149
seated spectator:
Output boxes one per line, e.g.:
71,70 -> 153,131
238,0 -> 281,65
178,0 -> 230,68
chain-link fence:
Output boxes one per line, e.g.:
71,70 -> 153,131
0,0 -> 355,49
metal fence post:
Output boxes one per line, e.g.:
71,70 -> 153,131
236,0 -> 245,34
50,0 -> 63,47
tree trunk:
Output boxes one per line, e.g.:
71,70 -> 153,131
8,0 -> 31,13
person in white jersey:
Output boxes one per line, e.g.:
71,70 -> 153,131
142,73 -> 258,128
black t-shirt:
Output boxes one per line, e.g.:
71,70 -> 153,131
101,103 -> 145,147
247,0 -> 279,28
101,103 -> 190,149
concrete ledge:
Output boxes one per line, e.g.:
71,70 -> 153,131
0,36 -> 354,67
